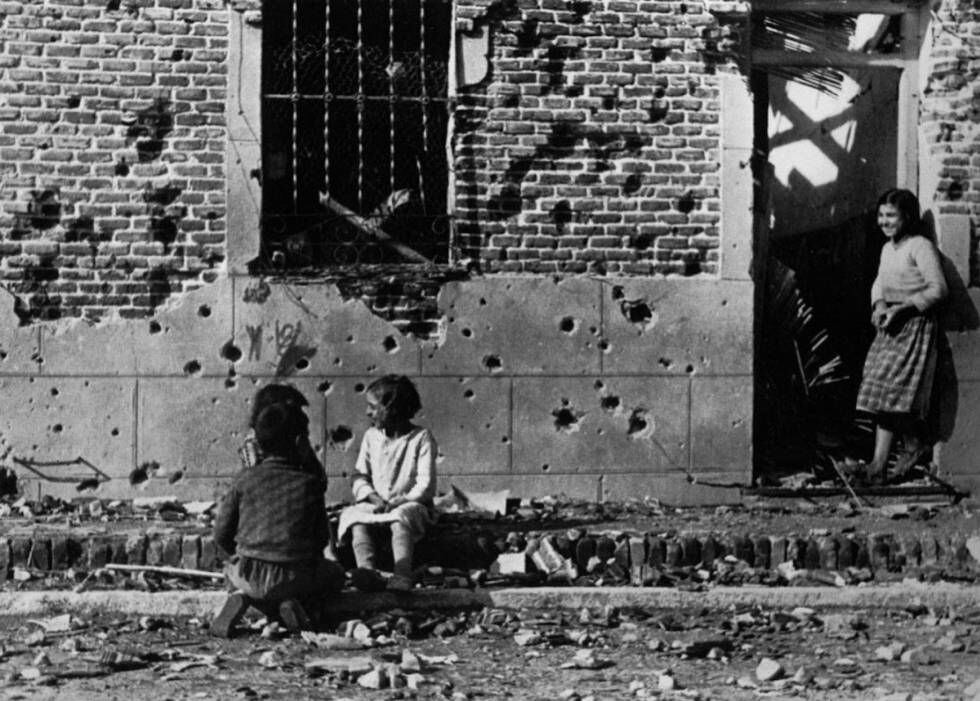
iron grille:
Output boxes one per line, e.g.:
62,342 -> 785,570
261,0 -> 452,267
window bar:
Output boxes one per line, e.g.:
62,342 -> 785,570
291,0 -> 299,216
323,0 -> 330,202
418,0 -> 428,214
388,0 -> 395,198
357,0 -> 364,213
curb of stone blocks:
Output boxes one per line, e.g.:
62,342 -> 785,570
1,528 -> 976,581
1,583 -> 979,619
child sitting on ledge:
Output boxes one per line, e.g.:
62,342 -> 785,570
338,375 -> 437,592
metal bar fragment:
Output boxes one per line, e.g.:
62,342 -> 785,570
320,195 -> 433,263
291,0 -> 299,214
419,0 -> 428,212
389,0 -> 395,196
357,0 -> 364,211
324,0 -> 330,198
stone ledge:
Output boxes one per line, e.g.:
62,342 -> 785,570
2,583 -> 980,618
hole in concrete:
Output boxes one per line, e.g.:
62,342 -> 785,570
50,388 -> 59,396
149,320 -> 162,334
685,364 -> 695,375
382,336 -> 399,353
329,425 -> 354,450
483,355 -> 503,373
129,461 -> 158,486
354,383 -> 365,393
598,339 -> 610,352
197,304 -> 211,318
552,405 -> 582,433
479,298 -> 487,306
346,335 -> 355,343
461,328 -> 473,338
169,470 -> 183,484
501,436 -> 510,443
721,299 -> 728,307
559,316 -> 577,334
600,395 -> 620,412
542,464 -> 550,472
220,341 -> 243,363
597,428 -> 604,435
463,389 -> 475,400
51,424 -> 63,433
225,378 -> 237,389
594,380 -> 604,390
110,427 -> 119,436
317,381 -> 332,394
621,300 -> 653,325
627,408 -> 652,438
658,357 -> 673,369
611,285 -> 625,300
295,357 -> 310,371
183,359 -> 202,375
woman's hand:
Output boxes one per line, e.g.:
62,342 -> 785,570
882,303 -> 915,333
871,302 -> 889,329
384,496 -> 407,512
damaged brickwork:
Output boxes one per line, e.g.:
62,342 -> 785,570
0,0 -> 228,324
452,0 -> 744,275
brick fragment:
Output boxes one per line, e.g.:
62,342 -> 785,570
199,535 -> 219,571
804,538 -> 821,570
181,534 -> 201,570
146,536 -> 164,566
125,534 -> 148,565
646,535 -> 665,567
161,534 -> 183,567
664,538 -> 682,567
768,536 -> 787,567
0,537 -> 10,579
752,536 -> 771,569
733,535 -> 753,565
818,537 -> 838,571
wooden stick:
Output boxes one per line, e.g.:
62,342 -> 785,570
104,564 -> 224,581
829,458 -> 871,509
319,195 -> 433,264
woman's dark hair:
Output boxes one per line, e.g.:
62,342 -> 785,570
877,188 -> 921,235
249,384 -> 309,429
366,374 -> 422,422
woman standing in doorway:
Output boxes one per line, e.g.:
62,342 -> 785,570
855,188 -> 948,483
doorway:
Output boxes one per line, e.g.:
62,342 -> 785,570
751,2 -> 928,486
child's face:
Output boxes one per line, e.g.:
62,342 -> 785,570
877,203 -> 906,239
365,391 -> 392,429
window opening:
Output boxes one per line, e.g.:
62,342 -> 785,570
261,0 -> 453,268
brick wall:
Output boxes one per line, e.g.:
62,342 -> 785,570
922,0 -> 980,285
453,0 -> 743,276
0,0 -> 227,324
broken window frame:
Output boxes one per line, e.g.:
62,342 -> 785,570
258,0 -> 456,270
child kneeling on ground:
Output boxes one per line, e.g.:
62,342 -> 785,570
338,375 -> 436,592
211,393 -> 344,637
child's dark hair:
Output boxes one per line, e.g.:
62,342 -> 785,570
253,402 -> 304,456
250,384 -> 309,430
877,188 -> 921,233
366,374 -> 422,422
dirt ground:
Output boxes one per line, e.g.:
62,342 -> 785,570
1,598 -> 979,701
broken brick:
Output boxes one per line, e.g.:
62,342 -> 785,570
28,538 -> 51,571
146,536 -> 165,566
161,534 -> 183,567
86,537 -> 112,569
181,534 -> 201,570
0,537 -> 10,579
50,536 -> 74,570
836,535 -> 855,570
10,536 -> 32,568
804,538 -> 821,570
818,537 -> 838,571
199,535 -> 219,571
701,535 -> 721,567
734,535 -> 753,565
574,536 -> 596,572
664,539 -> 682,567
125,535 -> 148,565
769,536 -> 787,566
646,536 -> 665,568
753,536 -> 771,569
680,536 -> 700,567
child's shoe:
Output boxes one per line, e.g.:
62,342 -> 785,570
278,599 -> 312,633
386,574 -> 414,592
349,567 -> 387,593
211,592 -> 250,638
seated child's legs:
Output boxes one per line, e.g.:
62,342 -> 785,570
351,523 -> 379,570
390,521 -> 414,578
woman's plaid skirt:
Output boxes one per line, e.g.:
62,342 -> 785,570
856,311 -> 938,419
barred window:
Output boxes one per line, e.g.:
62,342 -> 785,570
261,0 -> 453,267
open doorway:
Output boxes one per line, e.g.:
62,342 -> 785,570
751,2 -> 947,491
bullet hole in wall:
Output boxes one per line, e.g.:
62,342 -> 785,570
198,304 -> 211,318
686,364 -> 695,374
149,320 -> 162,334
463,389 -> 475,400
183,360 -> 202,376
627,408 -> 651,437
552,404 -> 582,433
620,299 -> 653,325
382,336 -> 399,353
600,395 -> 620,412
76,478 -> 100,492
658,357 -> 673,369
541,464 -> 550,472
483,355 -> 502,373
220,341 -> 243,363
354,383 -> 365,393
559,316 -> 577,334
111,427 -> 119,436
51,424 -> 63,434
295,357 -> 310,371
50,387 -> 59,396
461,328 -> 473,338
169,470 -> 183,484
317,381 -> 332,394
329,425 -> 354,449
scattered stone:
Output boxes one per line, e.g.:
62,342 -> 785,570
514,630 -> 543,647
962,678 -> 980,700
400,649 -> 421,673
901,646 -> 937,665
756,657 -> 784,682
875,694 -> 911,701
875,642 -> 906,661
736,675 -> 758,689
560,649 -> 613,670
257,650 -> 280,668
657,671 -> 677,691
357,668 -> 386,690
936,634 -> 964,653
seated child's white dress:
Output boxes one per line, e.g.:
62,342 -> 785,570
338,425 -> 436,543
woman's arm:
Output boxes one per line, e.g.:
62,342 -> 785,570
351,431 -> 385,508
906,237 -> 948,312
397,431 -> 437,505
